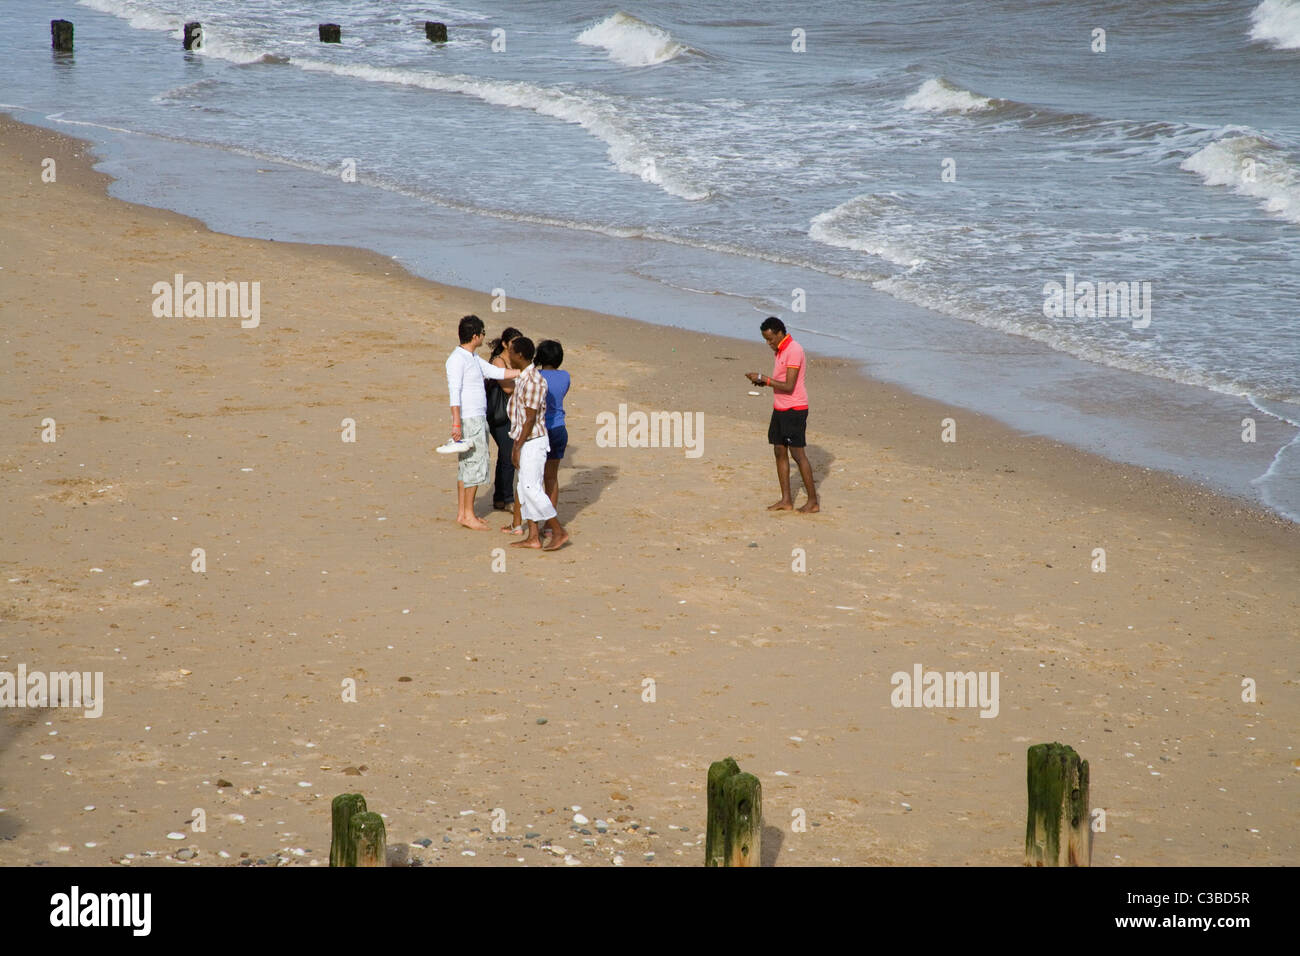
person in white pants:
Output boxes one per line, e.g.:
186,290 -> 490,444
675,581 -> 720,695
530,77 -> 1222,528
507,336 -> 570,551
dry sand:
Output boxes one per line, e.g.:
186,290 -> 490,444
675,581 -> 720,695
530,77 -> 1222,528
1,116 -> 1296,867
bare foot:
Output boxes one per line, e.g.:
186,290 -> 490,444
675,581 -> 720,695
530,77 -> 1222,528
510,535 -> 542,549
797,500 -> 821,514
458,516 -> 490,530
768,499 -> 794,511
542,530 -> 570,551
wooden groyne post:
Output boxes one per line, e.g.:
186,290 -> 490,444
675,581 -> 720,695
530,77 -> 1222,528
330,792 -> 367,866
705,757 -> 762,867
319,23 -> 342,44
51,19 -> 74,52
183,22 -> 202,51
349,811 -> 387,867
425,22 -> 448,43
1025,742 -> 1091,866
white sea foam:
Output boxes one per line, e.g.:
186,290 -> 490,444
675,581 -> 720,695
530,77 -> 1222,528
76,0 -> 179,33
1249,0 -> 1300,49
903,78 -> 995,114
576,12 -> 691,67
292,59 -> 710,200
76,0 -> 273,64
809,195 -> 926,268
1181,134 -> 1300,224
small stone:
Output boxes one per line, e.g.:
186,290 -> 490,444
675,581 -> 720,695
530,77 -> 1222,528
525,832 -> 541,839
166,832 -> 186,840
573,813 -> 589,825
536,718 -> 547,725
216,779 -> 233,788
610,792 -> 628,801
748,542 -> 758,548
415,838 -> 432,848
176,848 -> 195,860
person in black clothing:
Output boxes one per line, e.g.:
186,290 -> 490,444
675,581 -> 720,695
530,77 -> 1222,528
486,327 -> 523,520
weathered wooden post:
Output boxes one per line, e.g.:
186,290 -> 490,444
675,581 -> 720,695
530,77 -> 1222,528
705,757 -> 739,867
183,22 -> 202,51
51,19 -> 74,52
319,23 -> 341,43
1025,742 -> 1091,866
705,757 -> 762,867
350,811 -> 386,867
425,21 -> 448,43
329,792 -> 367,867
724,772 -> 762,867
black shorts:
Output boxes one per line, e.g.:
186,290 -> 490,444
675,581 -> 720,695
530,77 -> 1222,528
768,408 -> 808,448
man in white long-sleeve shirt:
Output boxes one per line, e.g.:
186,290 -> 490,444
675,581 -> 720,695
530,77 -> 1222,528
445,315 -> 518,530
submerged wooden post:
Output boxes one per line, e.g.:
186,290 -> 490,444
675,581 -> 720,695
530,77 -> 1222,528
705,757 -> 740,866
329,792 -> 367,867
425,21 -> 448,43
183,22 -> 202,51
51,19 -> 74,52
350,811 -> 386,867
724,772 -> 762,867
1025,742 -> 1091,866
319,23 -> 341,43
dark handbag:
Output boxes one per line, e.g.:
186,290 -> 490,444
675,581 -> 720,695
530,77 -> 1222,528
487,379 -> 509,429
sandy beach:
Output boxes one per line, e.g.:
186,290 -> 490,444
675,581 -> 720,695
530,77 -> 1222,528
1,115 -> 1297,867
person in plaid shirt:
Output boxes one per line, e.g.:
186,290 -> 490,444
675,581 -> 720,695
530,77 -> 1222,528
507,336 -> 570,551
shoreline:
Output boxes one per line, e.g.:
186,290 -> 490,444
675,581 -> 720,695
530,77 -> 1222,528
3,110 -> 1295,538
2,114 -> 1297,867
6,97 -> 1296,526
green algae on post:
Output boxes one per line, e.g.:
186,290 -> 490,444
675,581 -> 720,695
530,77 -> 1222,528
1025,742 -> 1091,866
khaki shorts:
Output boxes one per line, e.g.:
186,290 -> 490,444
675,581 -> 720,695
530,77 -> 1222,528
457,416 -> 490,487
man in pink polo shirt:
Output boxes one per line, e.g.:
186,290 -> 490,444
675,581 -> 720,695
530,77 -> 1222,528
747,316 -> 819,513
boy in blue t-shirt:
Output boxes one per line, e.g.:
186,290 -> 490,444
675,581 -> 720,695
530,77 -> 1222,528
535,339 -> 569,516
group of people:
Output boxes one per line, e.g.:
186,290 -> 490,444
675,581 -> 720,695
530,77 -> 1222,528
445,315 -> 571,551
444,313 -> 819,545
